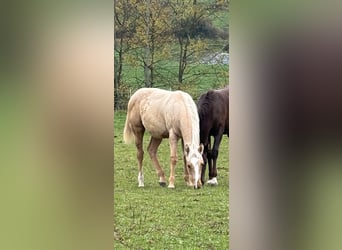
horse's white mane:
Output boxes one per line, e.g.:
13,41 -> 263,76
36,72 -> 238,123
178,91 -> 200,147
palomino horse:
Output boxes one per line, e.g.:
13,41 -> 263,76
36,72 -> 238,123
198,86 -> 229,185
123,88 -> 204,189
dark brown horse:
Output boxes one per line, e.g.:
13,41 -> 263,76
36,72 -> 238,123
198,87 -> 229,185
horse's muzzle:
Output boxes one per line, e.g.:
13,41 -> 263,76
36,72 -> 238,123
194,180 -> 202,189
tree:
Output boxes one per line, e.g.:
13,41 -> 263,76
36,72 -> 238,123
127,0 -> 173,87
114,0 -> 138,109
170,0 -> 224,84
114,0 -> 229,103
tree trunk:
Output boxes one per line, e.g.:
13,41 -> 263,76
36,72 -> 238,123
144,0 -> 152,87
178,36 -> 190,84
114,34 -> 124,109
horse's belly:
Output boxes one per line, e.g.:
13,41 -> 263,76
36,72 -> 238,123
150,130 -> 169,138
141,117 -> 169,138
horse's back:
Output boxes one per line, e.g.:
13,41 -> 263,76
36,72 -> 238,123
217,87 -> 229,134
127,88 -> 156,109
127,88 -> 194,138
198,87 -> 229,136
216,88 -> 229,134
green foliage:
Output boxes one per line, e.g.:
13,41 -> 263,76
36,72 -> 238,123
114,111 -> 229,249
114,0 -> 229,108
116,61 -> 228,105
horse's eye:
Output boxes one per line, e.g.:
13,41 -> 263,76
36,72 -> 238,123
187,164 -> 191,169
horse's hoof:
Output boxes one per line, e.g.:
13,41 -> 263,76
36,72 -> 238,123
138,184 -> 144,187
159,182 -> 166,187
168,184 -> 175,189
207,178 -> 218,186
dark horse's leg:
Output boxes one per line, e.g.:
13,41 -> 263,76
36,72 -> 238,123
208,132 -> 223,185
207,136 -> 214,183
201,136 -> 211,185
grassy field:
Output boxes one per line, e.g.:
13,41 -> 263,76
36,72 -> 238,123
119,55 -> 229,97
116,61 -> 229,111
114,111 -> 229,249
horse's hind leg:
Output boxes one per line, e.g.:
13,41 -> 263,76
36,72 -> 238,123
147,137 -> 166,186
208,133 -> 223,186
135,129 -> 145,187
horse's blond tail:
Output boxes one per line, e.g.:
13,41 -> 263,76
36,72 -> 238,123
123,115 -> 134,144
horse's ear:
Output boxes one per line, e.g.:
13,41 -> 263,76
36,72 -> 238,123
198,144 -> 204,154
185,144 -> 190,155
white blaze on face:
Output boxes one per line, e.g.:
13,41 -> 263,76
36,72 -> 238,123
190,156 -> 200,188
185,145 -> 203,188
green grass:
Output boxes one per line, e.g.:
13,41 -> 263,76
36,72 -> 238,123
114,111 -> 229,249
118,61 -> 228,109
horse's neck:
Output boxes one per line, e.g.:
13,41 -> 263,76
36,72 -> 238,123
180,121 -> 199,147
176,93 -> 200,146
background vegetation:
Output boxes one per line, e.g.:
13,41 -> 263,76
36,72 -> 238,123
114,1 -> 229,248
114,0 -> 229,109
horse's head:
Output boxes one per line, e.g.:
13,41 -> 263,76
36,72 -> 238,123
184,144 -> 204,189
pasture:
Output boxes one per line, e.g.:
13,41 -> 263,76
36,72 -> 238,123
114,111 -> 229,249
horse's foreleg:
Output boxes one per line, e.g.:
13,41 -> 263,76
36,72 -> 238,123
207,137 -> 214,183
208,133 -> 223,186
147,137 -> 166,186
201,136 -> 211,185
135,130 -> 145,187
168,132 -> 178,188
181,139 -> 189,184
201,145 -> 208,185
181,139 -> 192,186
